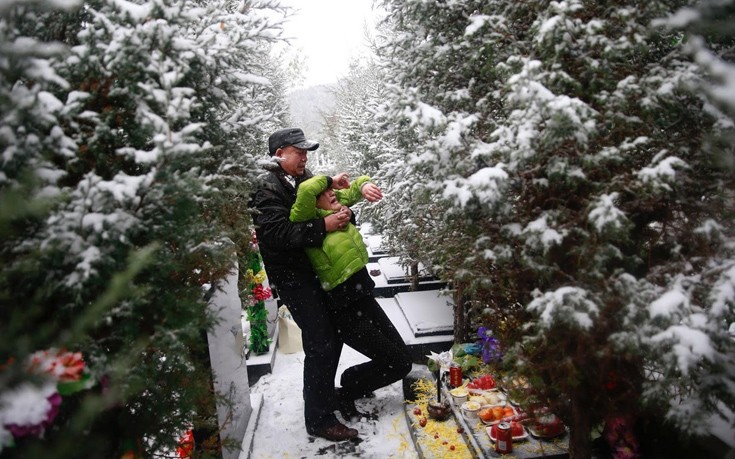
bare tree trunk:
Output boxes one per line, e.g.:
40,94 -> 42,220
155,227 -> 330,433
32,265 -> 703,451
409,261 -> 419,291
453,284 -> 465,344
569,394 -> 593,459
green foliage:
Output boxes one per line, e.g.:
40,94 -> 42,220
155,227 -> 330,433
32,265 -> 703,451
1,0 -> 287,456
367,0 -> 735,456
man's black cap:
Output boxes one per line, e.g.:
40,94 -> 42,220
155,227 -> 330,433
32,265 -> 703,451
268,128 -> 319,156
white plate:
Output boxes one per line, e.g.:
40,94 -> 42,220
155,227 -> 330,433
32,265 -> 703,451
486,425 -> 528,442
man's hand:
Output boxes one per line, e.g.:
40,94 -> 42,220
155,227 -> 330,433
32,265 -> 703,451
331,173 -> 350,190
324,206 -> 352,232
361,183 -> 383,202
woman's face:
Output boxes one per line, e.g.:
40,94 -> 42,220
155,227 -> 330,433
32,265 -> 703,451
316,189 -> 340,211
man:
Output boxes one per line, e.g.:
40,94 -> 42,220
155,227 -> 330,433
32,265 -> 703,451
250,127 -> 356,441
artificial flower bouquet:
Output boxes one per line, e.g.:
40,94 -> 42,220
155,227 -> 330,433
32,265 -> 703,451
0,348 -> 94,451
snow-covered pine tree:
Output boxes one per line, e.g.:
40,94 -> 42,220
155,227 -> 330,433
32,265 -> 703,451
0,1 -> 105,455
323,58 -> 389,178
369,0 -> 507,332
1,0 -> 286,456
373,0 -> 735,457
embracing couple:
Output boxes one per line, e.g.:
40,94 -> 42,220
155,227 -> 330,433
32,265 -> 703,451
250,128 -> 413,442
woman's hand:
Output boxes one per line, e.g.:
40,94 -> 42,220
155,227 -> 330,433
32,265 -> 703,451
361,183 -> 383,202
331,173 -> 350,190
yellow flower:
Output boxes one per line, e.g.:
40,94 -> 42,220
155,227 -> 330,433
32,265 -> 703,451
253,270 -> 267,284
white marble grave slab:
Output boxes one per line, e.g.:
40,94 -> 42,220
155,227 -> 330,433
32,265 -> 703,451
358,222 -> 374,236
395,290 -> 454,337
206,266 -> 252,459
366,234 -> 388,258
377,257 -> 435,284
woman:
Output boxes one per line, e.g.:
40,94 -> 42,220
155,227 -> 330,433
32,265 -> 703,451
289,174 -> 413,421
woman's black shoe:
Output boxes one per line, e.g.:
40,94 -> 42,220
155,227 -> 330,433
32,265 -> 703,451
338,399 -> 364,422
337,389 -> 374,422
336,388 -> 377,421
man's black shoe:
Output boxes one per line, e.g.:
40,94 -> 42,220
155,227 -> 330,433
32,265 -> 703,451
308,422 -> 359,442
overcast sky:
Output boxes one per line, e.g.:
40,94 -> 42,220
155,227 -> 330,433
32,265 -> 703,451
276,0 -> 378,88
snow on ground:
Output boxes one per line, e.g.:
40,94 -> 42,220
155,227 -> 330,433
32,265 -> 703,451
248,346 -> 420,459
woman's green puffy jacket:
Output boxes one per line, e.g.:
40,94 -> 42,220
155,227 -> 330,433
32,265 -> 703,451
289,175 -> 371,291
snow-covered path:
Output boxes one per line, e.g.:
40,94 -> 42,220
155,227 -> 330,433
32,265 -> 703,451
248,346 -> 421,458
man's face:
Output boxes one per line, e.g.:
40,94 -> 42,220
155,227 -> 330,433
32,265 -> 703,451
276,145 -> 308,177
316,189 -> 340,211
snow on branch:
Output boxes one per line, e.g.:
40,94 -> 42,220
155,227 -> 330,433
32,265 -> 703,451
522,214 -> 565,251
527,286 -> 600,330
403,100 -> 445,128
649,322 -> 715,377
709,264 -> 735,318
636,153 -> 688,191
442,166 -> 508,208
588,192 -> 629,234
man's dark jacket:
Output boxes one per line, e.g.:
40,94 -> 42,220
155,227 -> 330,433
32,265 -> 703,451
251,165 -> 327,288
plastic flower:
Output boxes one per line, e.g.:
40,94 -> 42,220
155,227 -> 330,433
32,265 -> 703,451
245,268 -> 267,285
253,284 -> 272,301
477,327 -> 502,364
252,270 -> 267,284
0,382 -> 61,438
27,349 -> 85,382
176,429 -> 194,458
603,415 -> 641,459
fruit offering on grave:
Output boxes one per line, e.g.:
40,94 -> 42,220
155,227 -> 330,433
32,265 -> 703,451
482,391 -> 507,405
528,414 -> 565,438
466,374 -> 496,391
479,405 -> 515,424
488,420 -> 527,440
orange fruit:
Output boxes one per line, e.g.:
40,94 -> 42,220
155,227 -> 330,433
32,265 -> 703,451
502,407 -> 514,418
479,408 -> 494,422
492,407 -> 504,419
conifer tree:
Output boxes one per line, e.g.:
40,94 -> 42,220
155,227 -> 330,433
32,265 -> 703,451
373,0 -> 735,456
0,0 -> 286,456
324,58 -> 389,178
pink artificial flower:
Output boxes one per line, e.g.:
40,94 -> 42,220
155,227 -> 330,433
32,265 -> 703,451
252,285 -> 272,301
603,415 -> 641,459
2,383 -> 61,438
27,349 -> 85,382
53,351 -> 85,383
